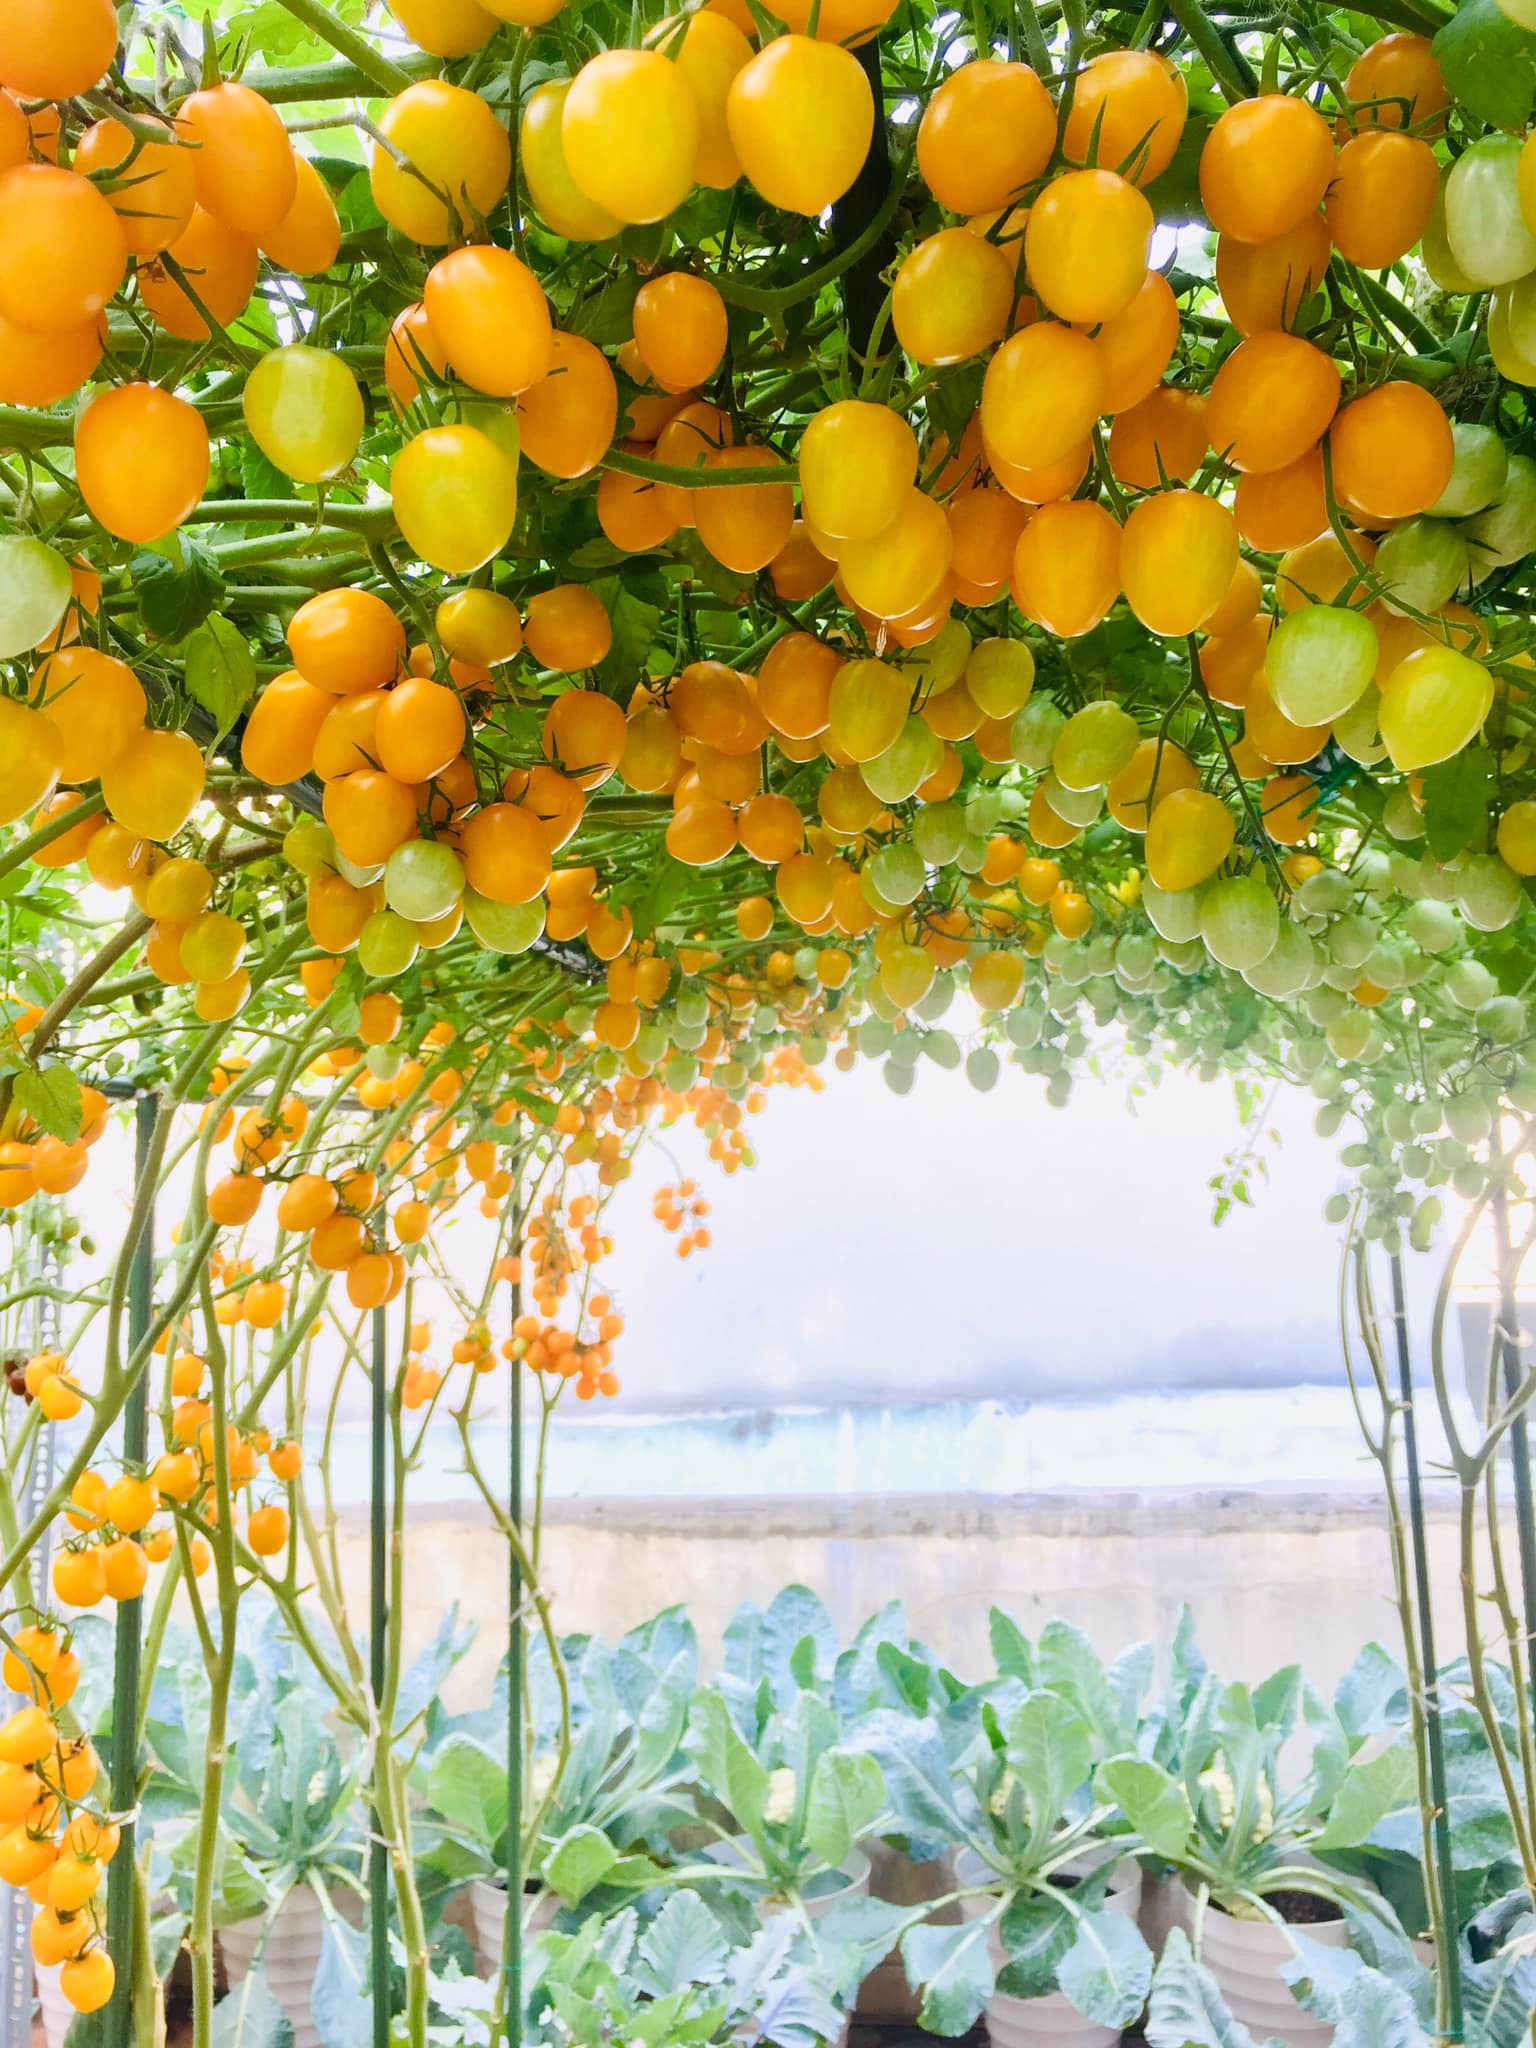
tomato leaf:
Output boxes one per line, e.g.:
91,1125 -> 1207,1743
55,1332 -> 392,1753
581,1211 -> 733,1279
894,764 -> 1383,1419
1434,0 -> 1536,131
132,539 -> 227,642
185,616 -> 259,746
1421,746 -> 1492,862
15,1062 -> 82,1143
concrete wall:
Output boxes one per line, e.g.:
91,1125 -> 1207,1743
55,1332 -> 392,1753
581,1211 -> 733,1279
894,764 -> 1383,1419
327,1488 -> 1475,1710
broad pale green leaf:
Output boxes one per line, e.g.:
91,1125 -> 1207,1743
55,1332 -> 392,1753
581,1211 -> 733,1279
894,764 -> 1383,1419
1314,1737 -> 1420,1850
686,1688 -> 769,1839
310,1915 -> 371,2048
804,1747 -> 884,1869
212,1967 -> 295,2048
1334,1644 -> 1406,1744
1056,1905 -> 1153,2028
1097,1756 -> 1195,1861
1146,1929 -> 1279,2048
544,1823 -> 618,1906
1282,1929 -> 1438,2048
989,1607 -> 1034,1684
1038,1619 -> 1128,1749
901,1916 -> 997,2036
425,1735 -> 507,1848
997,1888 -> 1074,1998
634,1889 -> 729,1993
1006,1689 -> 1094,1841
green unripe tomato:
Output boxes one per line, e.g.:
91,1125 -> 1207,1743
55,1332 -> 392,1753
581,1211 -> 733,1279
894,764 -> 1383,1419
384,838 -> 466,921
0,537 -> 71,658
284,815 -> 336,879
358,909 -> 419,978
463,891 -> 545,953
1052,700 -> 1139,791
913,801 -> 966,866
1010,694 -> 1066,769
1427,420 -> 1508,518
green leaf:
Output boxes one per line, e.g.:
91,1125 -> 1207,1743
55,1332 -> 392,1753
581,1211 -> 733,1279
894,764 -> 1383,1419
901,1915 -> 998,2036
685,1689 -> 769,1839
240,436 -> 296,509
634,1890 -> 729,1993
1096,1756 -> 1195,1861
989,1607 -> 1034,1684
1038,1618 -> 1130,1750
15,1063 -> 81,1142
997,1889 -> 1075,1999
212,1966 -> 295,2048
804,1747 -> 884,1869
628,853 -> 690,941
590,576 -> 665,692
1007,1689 -> 1094,1844
425,1735 -> 507,1848
1434,0 -> 1536,129
1055,1905 -> 1153,2028
1313,1736 -> 1420,1850
185,615 -> 258,745
310,1915 -> 371,2048
1421,747 -> 1493,862
544,1822 -> 618,1906
1146,1929 -> 1278,2048
131,538 -> 226,641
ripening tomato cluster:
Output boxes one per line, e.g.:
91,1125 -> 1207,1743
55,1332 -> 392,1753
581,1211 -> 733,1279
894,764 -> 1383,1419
509,1288 -> 623,1400
0,1624 -> 116,2013
652,1181 -> 712,1259
0,1079 -> 108,1217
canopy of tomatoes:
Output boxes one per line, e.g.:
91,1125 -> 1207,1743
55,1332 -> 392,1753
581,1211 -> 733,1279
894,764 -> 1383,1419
0,0 -> 1535,1257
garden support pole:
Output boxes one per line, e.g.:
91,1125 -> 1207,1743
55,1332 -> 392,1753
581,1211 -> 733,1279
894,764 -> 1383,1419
1389,1250 -> 1464,2042
104,1094 -> 157,2048
1489,1153 -> 1536,1683
505,1247 -> 524,2048
3,1253 -> 60,2047
370,1302 -> 389,2048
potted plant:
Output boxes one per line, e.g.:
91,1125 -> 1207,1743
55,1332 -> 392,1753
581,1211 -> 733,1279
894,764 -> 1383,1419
416,1615 -> 694,1975
215,1688 -> 368,2048
681,1678 -> 885,1924
1109,1654 -> 1421,2048
839,1616 -> 1179,2047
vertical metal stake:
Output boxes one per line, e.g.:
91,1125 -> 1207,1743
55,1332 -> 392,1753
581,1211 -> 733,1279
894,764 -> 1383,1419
104,1095 -> 157,2048
4,1251 -> 60,2047
1389,1251 -> 1464,2042
1490,1162 -> 1536,1683
505,1254 -> 524,2048
370,1302 -> 389,2048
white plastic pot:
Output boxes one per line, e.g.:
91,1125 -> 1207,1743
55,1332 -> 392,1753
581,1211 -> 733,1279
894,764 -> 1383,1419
736,1843 -> 870,2048
1175,1881 -> 1348,2048
34,1962 -> 74,2048
221,1884 -> 362,2048
469,1880 -> 559,1977
956,1847 -> 1144,2048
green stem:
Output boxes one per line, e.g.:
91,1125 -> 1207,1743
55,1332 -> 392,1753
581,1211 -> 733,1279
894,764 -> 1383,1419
265,0 -> 416,94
